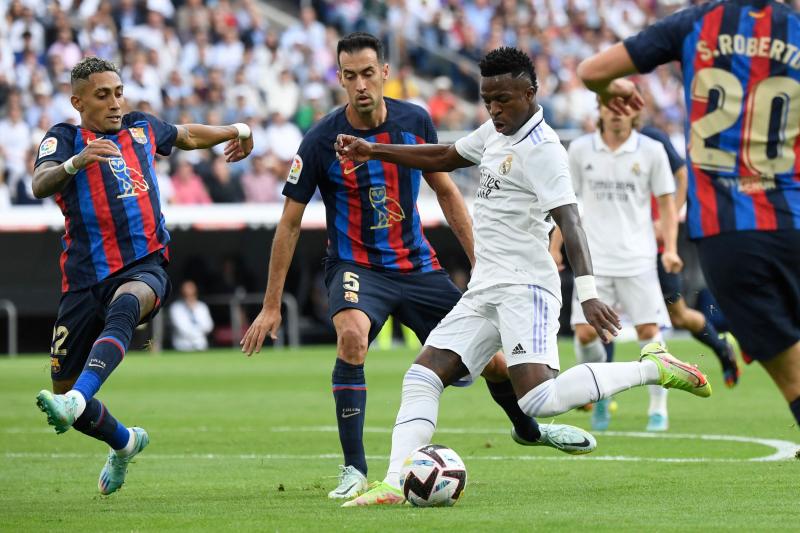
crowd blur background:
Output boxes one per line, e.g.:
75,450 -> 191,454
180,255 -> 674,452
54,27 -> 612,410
2,0 -> 782,350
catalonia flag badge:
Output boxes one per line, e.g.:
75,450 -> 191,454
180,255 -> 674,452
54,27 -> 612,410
130,127 -> 148,144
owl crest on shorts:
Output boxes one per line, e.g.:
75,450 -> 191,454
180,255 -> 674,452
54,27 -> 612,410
499,155 -> 513,175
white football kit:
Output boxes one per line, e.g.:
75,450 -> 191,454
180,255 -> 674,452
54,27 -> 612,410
568,130 -> 674,327
424,108 -> 576,377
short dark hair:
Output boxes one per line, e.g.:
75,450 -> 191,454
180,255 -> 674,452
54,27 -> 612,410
71,56 -> 119,85
479,47 -> 538,91
337,32 -> 384,66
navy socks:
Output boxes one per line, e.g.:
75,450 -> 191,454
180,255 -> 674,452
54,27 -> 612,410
72,398 -> 130,450
486,379 -> 541,442
332,358 -> 368,475
73,294 -> 140,402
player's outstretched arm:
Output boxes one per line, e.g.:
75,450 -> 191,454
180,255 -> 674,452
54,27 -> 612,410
33,139 -> 122,198
425,172 -> 475,266
656,193 -> 683,274
335,134 -> 473,172
175,123 -> 254,162
551,203 -> 621,342
241,198 -> 307,355
577,44 -> 644,116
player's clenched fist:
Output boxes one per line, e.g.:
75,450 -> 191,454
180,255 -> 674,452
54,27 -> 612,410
75,139 -> 122,169
335,134 -> 372,164
581,299 -> 620,343
240,305 -> 282,356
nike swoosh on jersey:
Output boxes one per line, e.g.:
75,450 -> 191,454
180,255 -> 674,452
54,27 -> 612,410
342,162 -> 366,175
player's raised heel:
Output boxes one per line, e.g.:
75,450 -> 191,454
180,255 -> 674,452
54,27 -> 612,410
35,390 -> 78,434
512,424 -> 597,455
341,481 -> 405,507
640,343 -> 712,398
98,427 -> 149,495
328,465 -> 369,499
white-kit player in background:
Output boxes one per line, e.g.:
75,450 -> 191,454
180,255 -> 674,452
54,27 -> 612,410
333,47 -> 711,506
566,97 -> 682,432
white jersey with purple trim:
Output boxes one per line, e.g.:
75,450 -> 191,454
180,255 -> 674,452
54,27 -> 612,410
568,130 -> 675,277
454,106 -> 576,301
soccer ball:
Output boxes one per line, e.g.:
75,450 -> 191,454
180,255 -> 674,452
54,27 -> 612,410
399,444 -> 467,507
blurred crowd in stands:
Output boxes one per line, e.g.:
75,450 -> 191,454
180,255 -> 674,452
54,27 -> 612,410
5,0 -> 799,209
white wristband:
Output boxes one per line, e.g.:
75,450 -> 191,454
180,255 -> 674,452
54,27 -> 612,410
575,275 -> 598,303
63,156 -> 79,175
233,122 -> 251,140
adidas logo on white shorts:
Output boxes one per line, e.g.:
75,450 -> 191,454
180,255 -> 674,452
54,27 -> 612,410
511,343 -> 526,356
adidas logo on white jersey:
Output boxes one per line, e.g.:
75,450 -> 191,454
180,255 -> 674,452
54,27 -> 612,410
511,343 -> 526,356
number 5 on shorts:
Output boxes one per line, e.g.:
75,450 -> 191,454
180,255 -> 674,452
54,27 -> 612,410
343,272 -> 360,291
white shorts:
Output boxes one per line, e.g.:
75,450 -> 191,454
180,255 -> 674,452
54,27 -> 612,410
425,284 -> 561,380
570,269 -> 670,327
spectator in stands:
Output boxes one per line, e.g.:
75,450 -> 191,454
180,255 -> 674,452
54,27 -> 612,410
0,103 -> 31,185
206,154 -> 245,203
171,158 -> 212,205
13,150 -> 42,206
241,153 -> 281,204
169,280 -> 214,352
263,111 -> 303,166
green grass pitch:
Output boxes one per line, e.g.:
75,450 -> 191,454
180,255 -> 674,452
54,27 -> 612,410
2,339 -> 799,531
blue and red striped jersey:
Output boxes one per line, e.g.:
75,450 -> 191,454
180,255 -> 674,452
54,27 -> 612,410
35,112 -> 177,292
624,0 -> 800,239
283,98 -> 441,272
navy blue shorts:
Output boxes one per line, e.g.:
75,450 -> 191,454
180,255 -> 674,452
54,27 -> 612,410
656,254 -> 682,305
324,260 -> 462,343
49,253 -> 171,380
696,230 -> 800,363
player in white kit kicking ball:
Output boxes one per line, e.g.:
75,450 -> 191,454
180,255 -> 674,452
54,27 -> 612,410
334,47 -> 711,506
567,98 -> 682,432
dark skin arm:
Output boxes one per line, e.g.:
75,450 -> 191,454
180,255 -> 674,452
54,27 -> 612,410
550,203 -> 621,342
334,134 -> 474,172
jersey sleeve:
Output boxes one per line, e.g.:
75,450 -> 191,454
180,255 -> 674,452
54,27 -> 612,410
649,143 -> 677,198
454,121 -> 492,165
640,127 -> 685,173
282,133 -> 321,204
138,112 -> 178,156
34,124 -> 75,168
422,109 -> 438,145
528,142 -> 577,212
622,6 -> 700,73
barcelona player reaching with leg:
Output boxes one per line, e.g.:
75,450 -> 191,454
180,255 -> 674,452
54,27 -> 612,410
578,0 -> 800,428
33,57 -> 253,494
240,33 -> 596,500
335,47 -> 711,506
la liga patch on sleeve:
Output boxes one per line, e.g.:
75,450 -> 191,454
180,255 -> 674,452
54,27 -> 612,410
38,137 -> 58,158
287,154 -> 302,184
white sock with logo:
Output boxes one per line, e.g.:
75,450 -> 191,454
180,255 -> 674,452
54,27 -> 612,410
518,361 -> 661,418
65,389 -> 87,418
574,336 -> 607,364
640,335 -> 669,416
383,364 -> 443,489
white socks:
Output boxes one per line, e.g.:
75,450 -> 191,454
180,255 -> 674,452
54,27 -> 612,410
115,428 -> 136,457
518,360 -> 660,418
574,336 -> 607,364
65,390 -> 87,418
384,364 -> 443,489
640,335 -> 669,417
